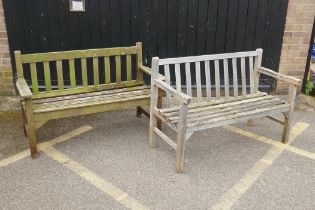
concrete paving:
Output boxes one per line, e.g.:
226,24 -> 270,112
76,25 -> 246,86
0,108 -> 314,209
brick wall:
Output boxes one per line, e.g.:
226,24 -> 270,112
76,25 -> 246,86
0,0 -> 14,95
277,0 -> 315,93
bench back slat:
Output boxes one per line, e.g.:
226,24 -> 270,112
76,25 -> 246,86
195,62 -> 202,102
126,55 -> 132,81
15,43 -> 144,99
241,57 -> 246,96
30,63 -> 39,93
81,58 -> 88,87
175,64 -> 181,92
115,56 -> 122,83
43,61 -> 52,91
185,63 -> 192,97
223,59 -> 229,97
205,60 -> 211,100
153,49 -> 263,105
104,56 -> 111,84
232,58 -> 238,97
93,57 -> 99,86
69,59 -> 76,88
56,60 -> 64,91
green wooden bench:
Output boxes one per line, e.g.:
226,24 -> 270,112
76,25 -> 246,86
15,42 -> 151,158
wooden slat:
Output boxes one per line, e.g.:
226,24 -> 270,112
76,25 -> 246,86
214,60 -> 220,98
185,100 -> 286,125
195,62 -> 202,102
34,97 -> 150,122
164,64 -> 171,106
34,93 -> 150,114
168,97 -> 284,122
175,64 -> 181,91
33,89 -> 150,109
160,92 -> 267,113
185,63 -> 192,97
187,104 -> 290,132
56,60 -> 64,90
126,54 -> 132,81
154,127 -> 177,150
223,59 -> 229,97
33,85 -> 149,104
69,59 -> 76,88
241,57 -> 246,96
115,56 -> 121,83
232,58 -> 238,97
205,60 -> 211,100
104,57 -> 111,84
43,61 -> 52,91
31,80 -> 145,99
21,46 -> 138,63
93,57 -> 99,85
158,50 -> 259,65
249,56 -> 254,93
30,63 -> 39,93
164,94 -> 275,118
81,58 -> 88,87
258,67 -> 301,85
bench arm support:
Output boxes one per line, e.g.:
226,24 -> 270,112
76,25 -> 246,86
153,79 -> 191,104
16,78 -> 32,99
258,67 -> 301,86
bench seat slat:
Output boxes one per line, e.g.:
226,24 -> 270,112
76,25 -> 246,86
32,85 -> 149,104
168,97 -> 285,122
32,86 -> 150,113
158,94 -> 289,131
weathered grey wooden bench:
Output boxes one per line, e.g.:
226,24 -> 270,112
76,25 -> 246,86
149,49 -> 301,172
15,42 -> 151,158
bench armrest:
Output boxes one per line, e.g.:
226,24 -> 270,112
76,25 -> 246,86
154,79 -> 191,104
16,78 -> 32,99
139,65 -> 166,81
139,65 -> 152,75
258,67 -> 301,86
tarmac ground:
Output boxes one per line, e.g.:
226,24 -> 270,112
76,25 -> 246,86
0,103 -> 315,209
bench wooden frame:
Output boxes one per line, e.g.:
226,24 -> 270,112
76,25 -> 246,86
15,42 -> 151,158
149,49 -> 301,172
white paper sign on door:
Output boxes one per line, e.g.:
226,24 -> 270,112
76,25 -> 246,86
72,1 -> 84,11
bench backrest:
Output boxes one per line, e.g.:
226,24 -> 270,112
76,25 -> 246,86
15,42 -> 144,99
152,49 -> 263,105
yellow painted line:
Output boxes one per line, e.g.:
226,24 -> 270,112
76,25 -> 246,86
224,123 -> 315,161
44,147 -> 148,210
0,126 -> 92,167
211,122 -> 309,210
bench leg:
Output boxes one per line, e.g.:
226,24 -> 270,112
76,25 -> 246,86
176,129 -> 187,173
20,101 -> 27,136
149,85 -> 159,148
157,90 -> 163,130
282,84 -> 297,144
175,103 -> 188,173
25,99 -> 38,158
282,112 -> 292,144
136,106 -> 142,118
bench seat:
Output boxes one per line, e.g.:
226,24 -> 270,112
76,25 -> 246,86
31,85 -> 150,113
158,92 -> 289,132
